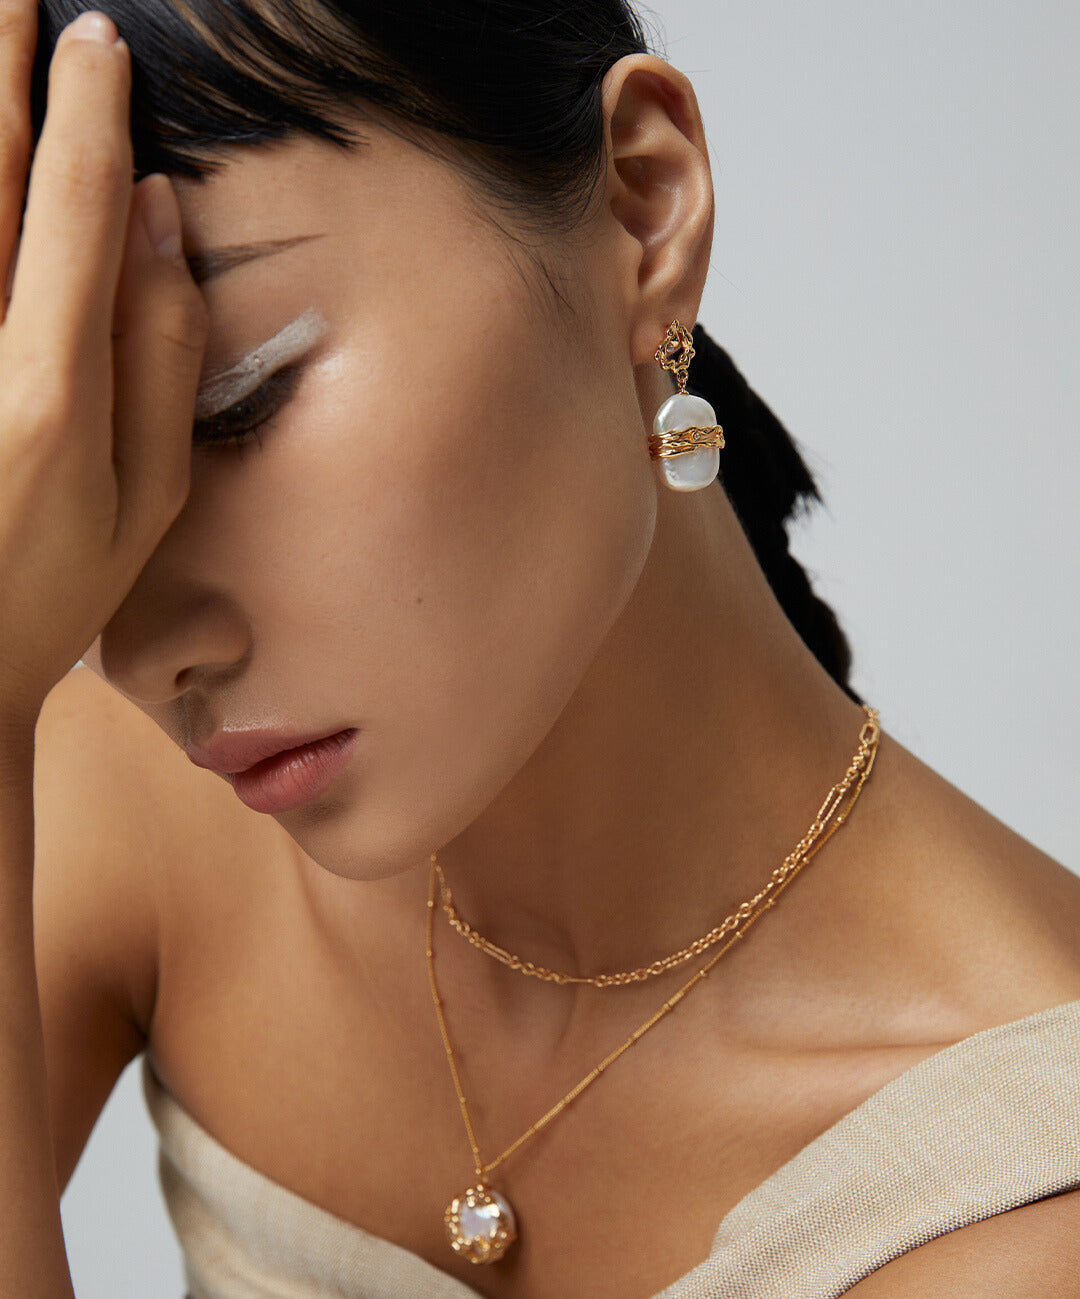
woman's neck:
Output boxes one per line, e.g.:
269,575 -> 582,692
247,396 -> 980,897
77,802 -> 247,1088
421,470 -> 869,1008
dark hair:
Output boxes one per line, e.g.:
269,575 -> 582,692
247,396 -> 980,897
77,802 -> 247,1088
687,328 -> 860,704
33,0 -> 860,703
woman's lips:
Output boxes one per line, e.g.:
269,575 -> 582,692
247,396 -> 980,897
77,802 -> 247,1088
227,728 -> 361,813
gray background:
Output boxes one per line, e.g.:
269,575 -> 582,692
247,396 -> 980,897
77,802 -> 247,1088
60,1 -> 1079,1293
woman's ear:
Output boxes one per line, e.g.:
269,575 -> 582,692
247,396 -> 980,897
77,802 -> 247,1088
600,53 -> 715,372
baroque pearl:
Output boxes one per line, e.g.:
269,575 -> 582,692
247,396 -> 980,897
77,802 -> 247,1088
460,1194 -> 513,1244
652,392 -> 721,492
444,1184 -> 518,1264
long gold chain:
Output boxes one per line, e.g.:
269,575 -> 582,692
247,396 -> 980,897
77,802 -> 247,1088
425,705 -> 880,1182
434,704 -> 881,987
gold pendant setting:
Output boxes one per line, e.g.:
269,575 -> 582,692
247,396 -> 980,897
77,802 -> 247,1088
444,1183 -> 518,1264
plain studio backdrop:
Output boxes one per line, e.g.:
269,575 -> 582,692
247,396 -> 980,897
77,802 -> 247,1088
59,2 -> 1078,1293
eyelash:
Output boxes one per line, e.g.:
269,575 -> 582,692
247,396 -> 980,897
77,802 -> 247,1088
192,363 -> 305,452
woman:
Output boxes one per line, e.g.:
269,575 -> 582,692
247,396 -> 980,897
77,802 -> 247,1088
3,1 -> 1078,1296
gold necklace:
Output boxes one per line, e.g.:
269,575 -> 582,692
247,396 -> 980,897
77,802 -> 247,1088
425,704 -> 880,1264
435,705 -> 881,987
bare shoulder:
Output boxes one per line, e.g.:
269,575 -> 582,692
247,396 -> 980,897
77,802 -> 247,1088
821,736 -> 1080,1295
32,666 -> 285,1031
35,663 -> 238,865
34,666 -> 198,1035
842,1186 -> 1080,1296
834,730 -> 1080,1034
32,665 -> 274,1189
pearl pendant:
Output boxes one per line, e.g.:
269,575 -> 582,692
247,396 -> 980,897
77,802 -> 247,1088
444,1183 -> 518,1264
652,393 -> 722,491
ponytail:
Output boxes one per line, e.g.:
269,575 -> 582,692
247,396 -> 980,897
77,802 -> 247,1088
689,326 -> 863,704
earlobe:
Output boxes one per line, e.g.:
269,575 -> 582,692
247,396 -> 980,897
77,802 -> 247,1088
601,54 -> 715,367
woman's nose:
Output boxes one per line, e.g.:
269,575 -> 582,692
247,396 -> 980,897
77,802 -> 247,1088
96,574 -> 251,705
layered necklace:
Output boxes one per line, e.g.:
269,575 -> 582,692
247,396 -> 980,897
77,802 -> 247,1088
425,704 -> 881,1263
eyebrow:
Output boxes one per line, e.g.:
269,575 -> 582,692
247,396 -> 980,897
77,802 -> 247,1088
186,234 -> 326,285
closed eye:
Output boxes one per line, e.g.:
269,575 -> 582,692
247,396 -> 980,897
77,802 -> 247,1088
192,362 -> 305,452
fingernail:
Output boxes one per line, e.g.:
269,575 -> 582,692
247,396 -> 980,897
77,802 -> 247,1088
67,11 -> 120,44
141,175 -> 184,261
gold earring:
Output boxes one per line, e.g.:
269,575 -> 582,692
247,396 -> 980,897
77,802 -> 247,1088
647,319 -> 725,492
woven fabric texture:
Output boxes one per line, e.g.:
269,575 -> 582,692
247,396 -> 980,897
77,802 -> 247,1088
141,997 -> 1080,1299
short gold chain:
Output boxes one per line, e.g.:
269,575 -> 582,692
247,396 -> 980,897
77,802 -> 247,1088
434,704 -> 880,987
425,705 -> 880,1181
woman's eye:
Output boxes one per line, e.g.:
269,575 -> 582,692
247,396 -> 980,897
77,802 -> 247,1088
192,363 -> 304,452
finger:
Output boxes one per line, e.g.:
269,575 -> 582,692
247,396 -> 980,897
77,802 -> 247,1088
0,0 -> 37,318
111,174 -> 208,554
7,12 -> 132,367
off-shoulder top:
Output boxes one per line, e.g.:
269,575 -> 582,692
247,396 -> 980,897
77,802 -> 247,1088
140,997 -> 1080,1299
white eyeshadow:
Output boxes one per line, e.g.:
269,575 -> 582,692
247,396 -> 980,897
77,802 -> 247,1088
195,308 -> 328,420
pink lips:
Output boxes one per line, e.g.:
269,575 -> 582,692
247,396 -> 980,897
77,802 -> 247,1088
187,728 -> 361,814
229,729 -> 360,813
186,727 -> 350,774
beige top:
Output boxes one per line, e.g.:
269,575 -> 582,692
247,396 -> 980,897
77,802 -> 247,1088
141,997 -> 1080,1299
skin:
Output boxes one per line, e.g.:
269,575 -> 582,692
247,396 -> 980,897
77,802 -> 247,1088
82,54 -> 879,1026
15,20 -> 1080,1299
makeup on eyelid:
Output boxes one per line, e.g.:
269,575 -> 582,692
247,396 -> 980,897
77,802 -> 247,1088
195,308 -> 329,419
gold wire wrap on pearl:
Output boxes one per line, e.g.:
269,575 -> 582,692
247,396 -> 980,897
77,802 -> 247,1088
647,424 -> 725,459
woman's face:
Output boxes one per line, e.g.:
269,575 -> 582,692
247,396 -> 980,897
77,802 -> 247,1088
87,121 -> 662,879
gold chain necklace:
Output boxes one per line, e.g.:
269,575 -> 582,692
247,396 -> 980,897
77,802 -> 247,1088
426,704 -> 880,1264
435,705 -> 881,987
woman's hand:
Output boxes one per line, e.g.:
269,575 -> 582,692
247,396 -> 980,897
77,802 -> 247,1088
0,4 -> 208,739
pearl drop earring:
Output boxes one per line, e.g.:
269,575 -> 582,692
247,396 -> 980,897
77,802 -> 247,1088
647,320 -> 725,492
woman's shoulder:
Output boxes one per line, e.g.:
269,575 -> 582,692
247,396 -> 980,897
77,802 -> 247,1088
36,664 -> 279,864
34,665 -> 294,986
31,665 -> 276,1189
736,727 -> 1080,1067
854,729 -> 1080,1038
